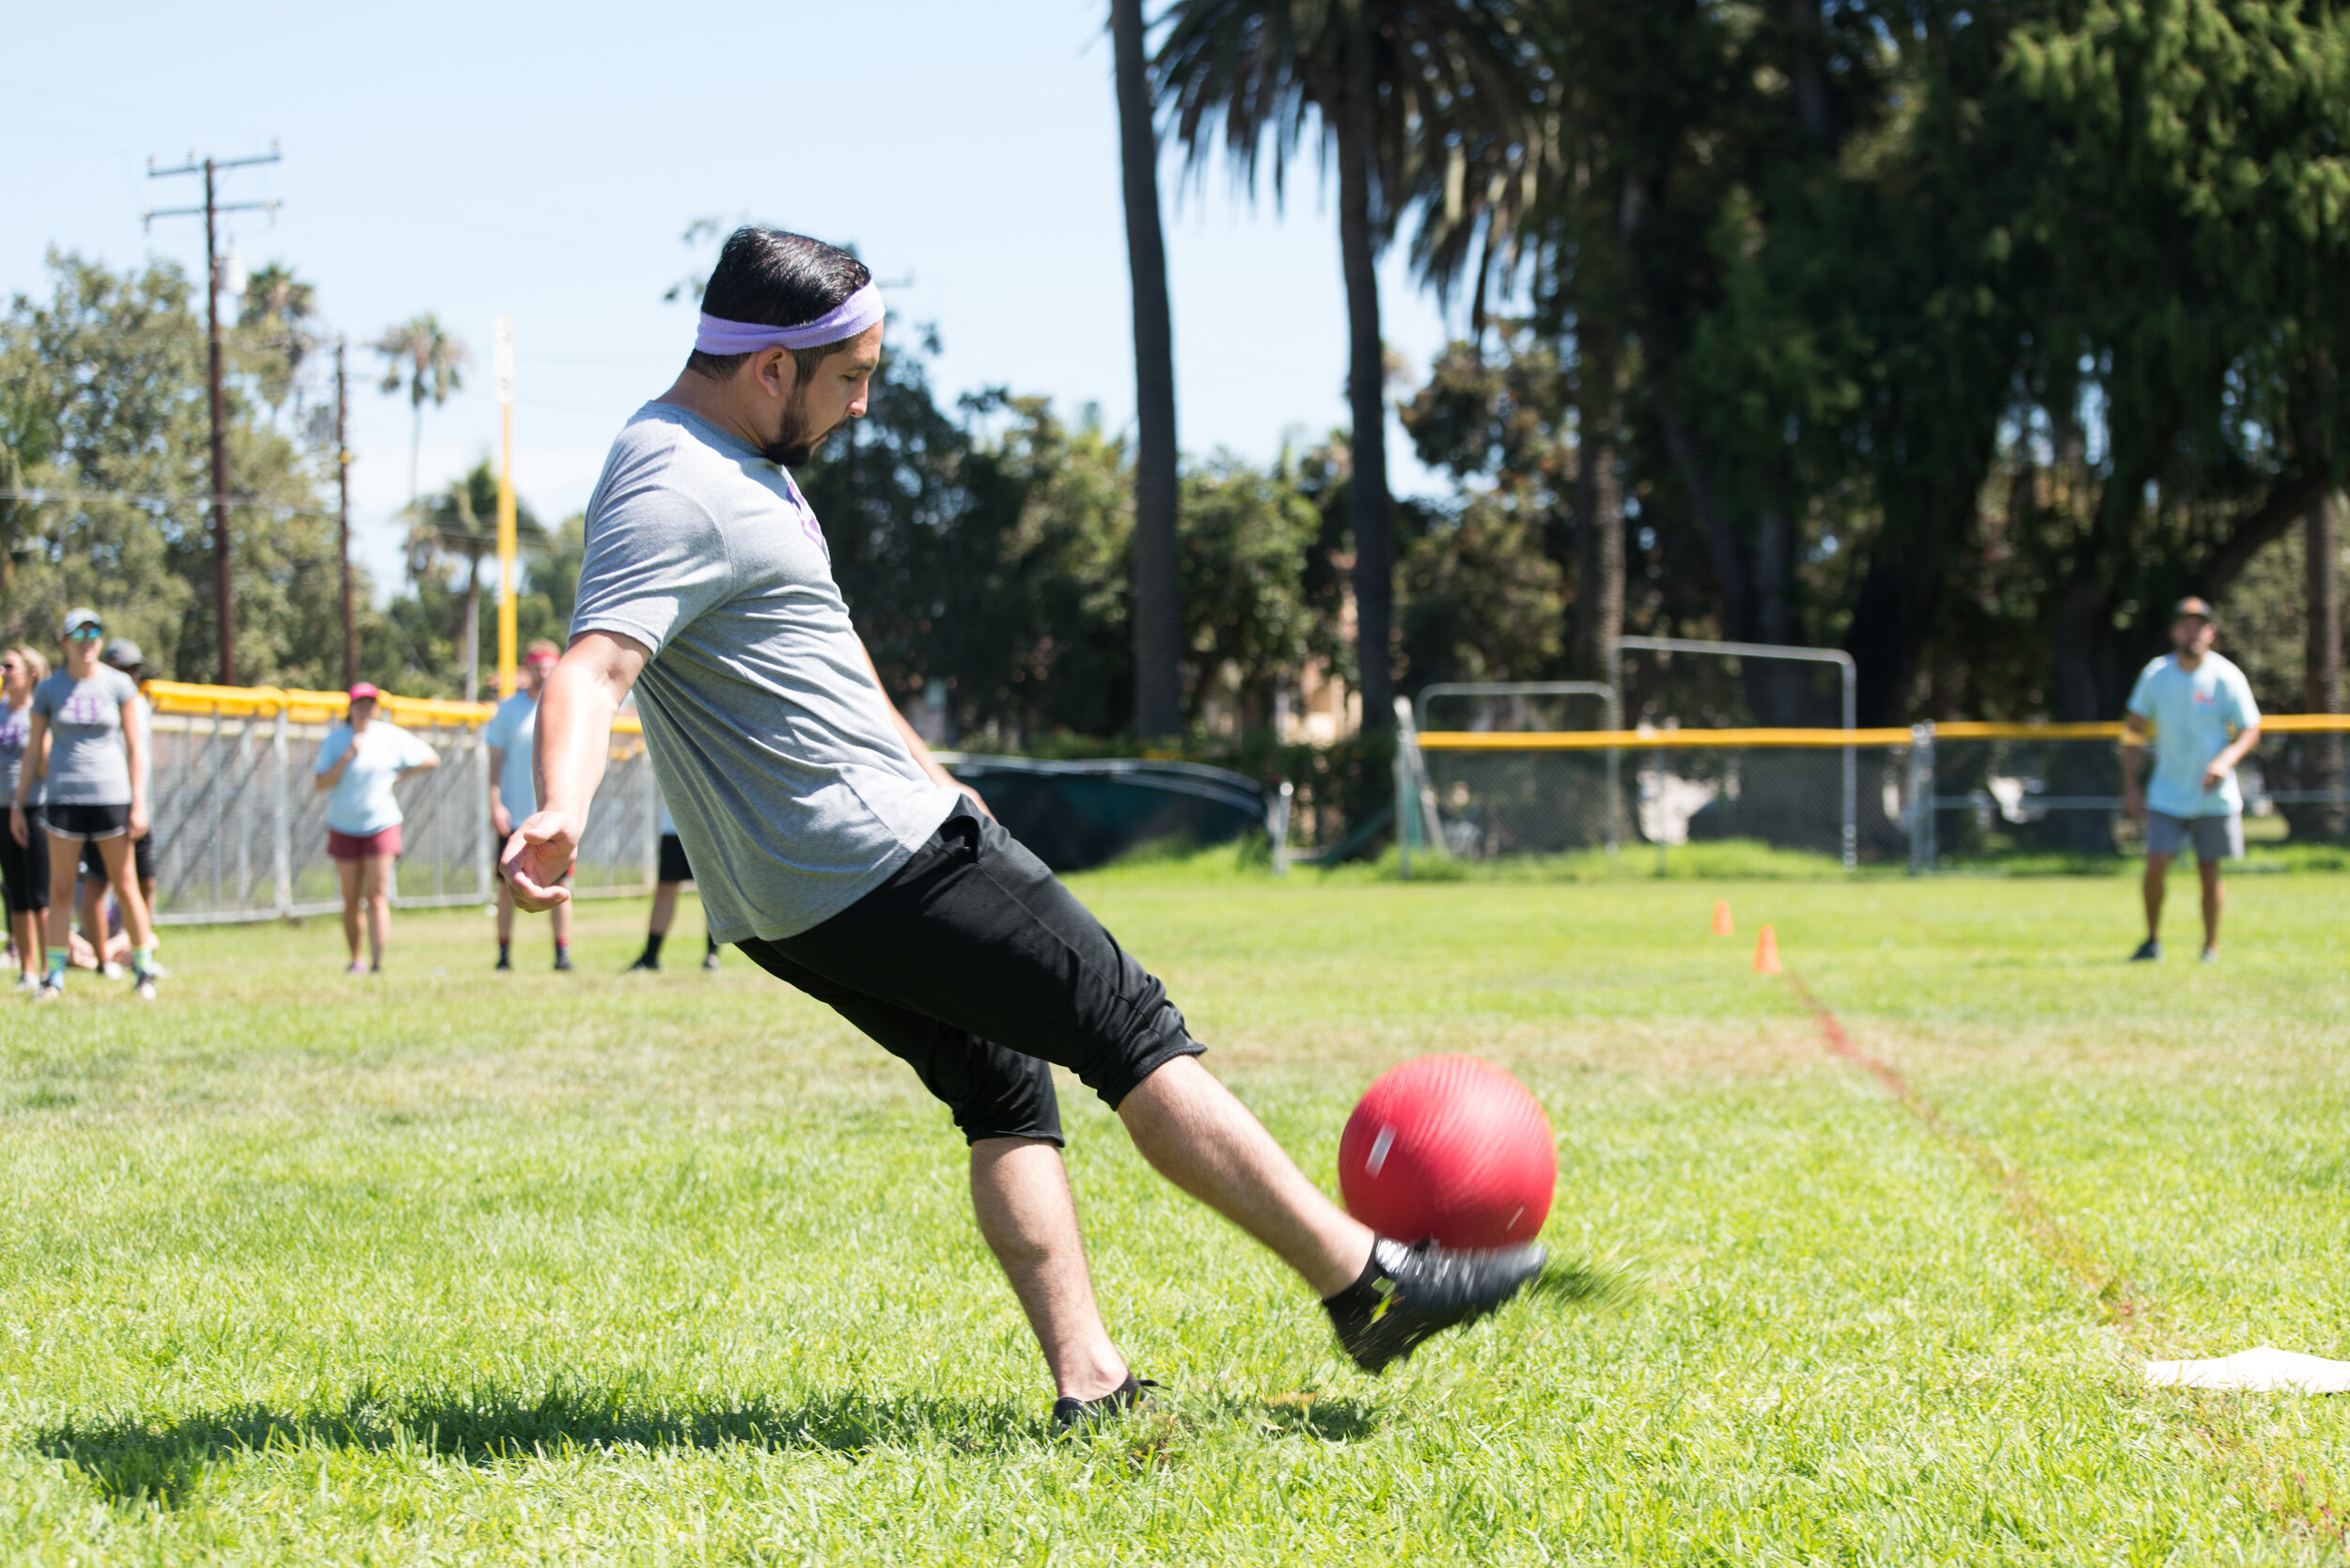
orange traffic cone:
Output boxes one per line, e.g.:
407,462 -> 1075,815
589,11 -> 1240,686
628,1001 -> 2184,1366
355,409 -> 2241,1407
1753,925 -> 1781,975
1712,899 -> 1734,936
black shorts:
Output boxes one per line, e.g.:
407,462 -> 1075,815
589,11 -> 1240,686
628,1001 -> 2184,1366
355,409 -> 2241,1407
657,832 -> 694,886
46,803 -> 130,842
1,805 -> 49,914
82,830 -> 156,884
737,801 -> 1205,1146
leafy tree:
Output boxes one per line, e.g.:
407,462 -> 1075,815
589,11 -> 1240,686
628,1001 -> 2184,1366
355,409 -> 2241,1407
1178,454 -> 1320,727
0,251 -> 361,688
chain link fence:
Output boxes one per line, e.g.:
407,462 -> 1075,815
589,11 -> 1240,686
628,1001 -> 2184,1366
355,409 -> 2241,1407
1399,714 -> 2350,874
142,684 -> 655,925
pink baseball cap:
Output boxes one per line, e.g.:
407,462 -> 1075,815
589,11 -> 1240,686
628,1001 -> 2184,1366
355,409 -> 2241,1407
348,682 -> 383,703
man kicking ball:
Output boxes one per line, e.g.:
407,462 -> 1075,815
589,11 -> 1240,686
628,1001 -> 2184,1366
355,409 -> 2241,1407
2122,596 -> 2262,963
502,227 -> 1543,1426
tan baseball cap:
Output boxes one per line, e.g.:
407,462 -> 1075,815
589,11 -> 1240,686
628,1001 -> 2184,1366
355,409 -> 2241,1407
2171,595 -> 2216,623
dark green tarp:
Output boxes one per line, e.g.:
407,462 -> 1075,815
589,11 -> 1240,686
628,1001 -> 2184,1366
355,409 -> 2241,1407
944,755 -> 1265,872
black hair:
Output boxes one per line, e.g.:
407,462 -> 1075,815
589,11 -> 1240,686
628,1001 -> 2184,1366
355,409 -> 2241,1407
685,227 -> 873,383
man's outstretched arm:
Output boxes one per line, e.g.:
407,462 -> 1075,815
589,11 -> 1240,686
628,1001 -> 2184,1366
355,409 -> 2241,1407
505,631 -> 649,910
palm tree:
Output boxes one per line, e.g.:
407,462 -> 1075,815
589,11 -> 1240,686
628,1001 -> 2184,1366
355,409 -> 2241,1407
1114,0 -> 1185,741
236,263 -> 319,425
372,314 -> 468,510
412,462 -> 544,701
1156,0 -> 1532,728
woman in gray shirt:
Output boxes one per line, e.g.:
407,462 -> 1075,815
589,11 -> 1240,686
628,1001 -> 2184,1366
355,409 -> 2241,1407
9,607 -> 159,1000
0,644 -> 51,989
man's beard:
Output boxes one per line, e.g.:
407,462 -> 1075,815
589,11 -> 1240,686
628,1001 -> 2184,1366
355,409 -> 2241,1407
762,392 -> 842,468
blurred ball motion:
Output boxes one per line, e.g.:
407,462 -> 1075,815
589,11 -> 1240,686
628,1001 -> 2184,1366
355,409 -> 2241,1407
1339,1056 -> 1556,1247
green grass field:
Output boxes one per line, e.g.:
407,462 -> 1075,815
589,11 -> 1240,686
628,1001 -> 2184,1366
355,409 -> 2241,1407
2,859 -> 2346,1564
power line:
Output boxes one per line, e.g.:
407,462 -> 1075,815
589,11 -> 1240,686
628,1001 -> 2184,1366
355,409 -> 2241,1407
0,487 -> 333,517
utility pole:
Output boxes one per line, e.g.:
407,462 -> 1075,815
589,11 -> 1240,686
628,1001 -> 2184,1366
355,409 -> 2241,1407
337,338 -> 356,689
146,145 -> 280,686
495,314 -> 518,699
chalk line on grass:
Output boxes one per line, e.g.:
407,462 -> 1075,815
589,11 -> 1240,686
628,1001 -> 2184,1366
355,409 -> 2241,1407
1778,970 -> 2153,1334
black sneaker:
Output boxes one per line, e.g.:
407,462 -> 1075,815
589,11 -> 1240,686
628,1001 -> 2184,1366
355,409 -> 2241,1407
494,951 -> 512,972
701,950 -> 721,971
554,949 -> 574,972
625,955 -> 659,973
2129,937 -> 2162,963
1326,1238 -> 1547,1374
1050,1372 -> 1157,1433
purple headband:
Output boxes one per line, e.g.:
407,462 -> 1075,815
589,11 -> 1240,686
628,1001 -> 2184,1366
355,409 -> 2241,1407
694,281 -> 885,354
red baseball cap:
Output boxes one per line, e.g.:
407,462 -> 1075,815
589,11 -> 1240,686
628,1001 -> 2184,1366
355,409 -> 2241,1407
348,682 -> 383,703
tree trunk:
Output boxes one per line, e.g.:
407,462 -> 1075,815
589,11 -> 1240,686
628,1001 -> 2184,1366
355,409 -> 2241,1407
1335,58 -> 1395,729
1750,501 -> 1801,723
1113,0 -> 1183,742
1787,0 -> 1835,149
1573,324 -> 1625,690
2306,490 -> 2344,839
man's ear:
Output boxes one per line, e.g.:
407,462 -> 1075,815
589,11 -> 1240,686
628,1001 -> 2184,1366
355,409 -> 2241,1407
754,346 -> 796,400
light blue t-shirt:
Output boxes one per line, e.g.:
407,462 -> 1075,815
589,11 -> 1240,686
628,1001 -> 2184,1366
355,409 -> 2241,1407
2125,651 -> 2260,818
572,402 -> 955,944
482,691 -> 540,817
314,720 -> 437,835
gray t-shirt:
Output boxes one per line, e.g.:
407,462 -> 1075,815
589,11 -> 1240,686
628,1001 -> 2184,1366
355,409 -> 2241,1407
0,700 -> 42,806
572,402 -> 955,942
31,666 -> 141,806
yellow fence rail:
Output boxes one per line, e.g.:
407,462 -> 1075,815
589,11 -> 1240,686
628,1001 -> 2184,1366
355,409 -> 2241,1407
1418,715 -> 2350,752
146,680 -> 646,736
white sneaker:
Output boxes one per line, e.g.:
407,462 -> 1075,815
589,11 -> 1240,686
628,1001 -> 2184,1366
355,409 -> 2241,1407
100,962 -> 123,980
134,977 -> 156,1001
144,959 -> 171,980
34,980 -> 62,1003
2200,947 -> 2219,964
11,972 -> 35,992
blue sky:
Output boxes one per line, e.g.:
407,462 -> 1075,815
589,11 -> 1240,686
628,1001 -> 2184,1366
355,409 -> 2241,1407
3,0 -> 1468,600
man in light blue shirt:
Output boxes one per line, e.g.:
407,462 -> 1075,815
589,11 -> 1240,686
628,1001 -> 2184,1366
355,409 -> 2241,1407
2123,597 -> 2262,962
485,640 -> 573,971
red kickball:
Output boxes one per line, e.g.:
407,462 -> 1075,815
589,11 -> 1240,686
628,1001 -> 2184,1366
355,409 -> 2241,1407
1339,1056 -> 1557,1248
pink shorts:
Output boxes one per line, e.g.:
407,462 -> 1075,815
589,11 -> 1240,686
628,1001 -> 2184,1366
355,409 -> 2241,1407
327,825 -> 402,861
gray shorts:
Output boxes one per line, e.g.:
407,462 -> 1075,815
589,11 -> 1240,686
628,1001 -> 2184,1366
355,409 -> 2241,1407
2146,810 -> 2242,861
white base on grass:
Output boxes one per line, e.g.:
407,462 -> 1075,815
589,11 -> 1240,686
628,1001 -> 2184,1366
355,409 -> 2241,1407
2144,1346 -> 2350,1393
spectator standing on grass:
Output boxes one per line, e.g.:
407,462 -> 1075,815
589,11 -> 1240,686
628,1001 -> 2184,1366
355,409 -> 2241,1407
2123,596 -> 2262,963
76,638 -> 161,976
626,798 -> 720,972
9,608 -> 159,1001
486,640 -> 573,971
503,229 -> 1543,1428
315,682 -> 440,974
0,646 -> 52,990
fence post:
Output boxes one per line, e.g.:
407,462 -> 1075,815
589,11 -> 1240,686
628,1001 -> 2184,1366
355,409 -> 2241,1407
1906,722 -> 1935,875
1393,717 -> 1414,880
474,727 -> 494,902
1267,779 -> 1292,876
272,704 -> 291,917
644,743 -> 661,894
